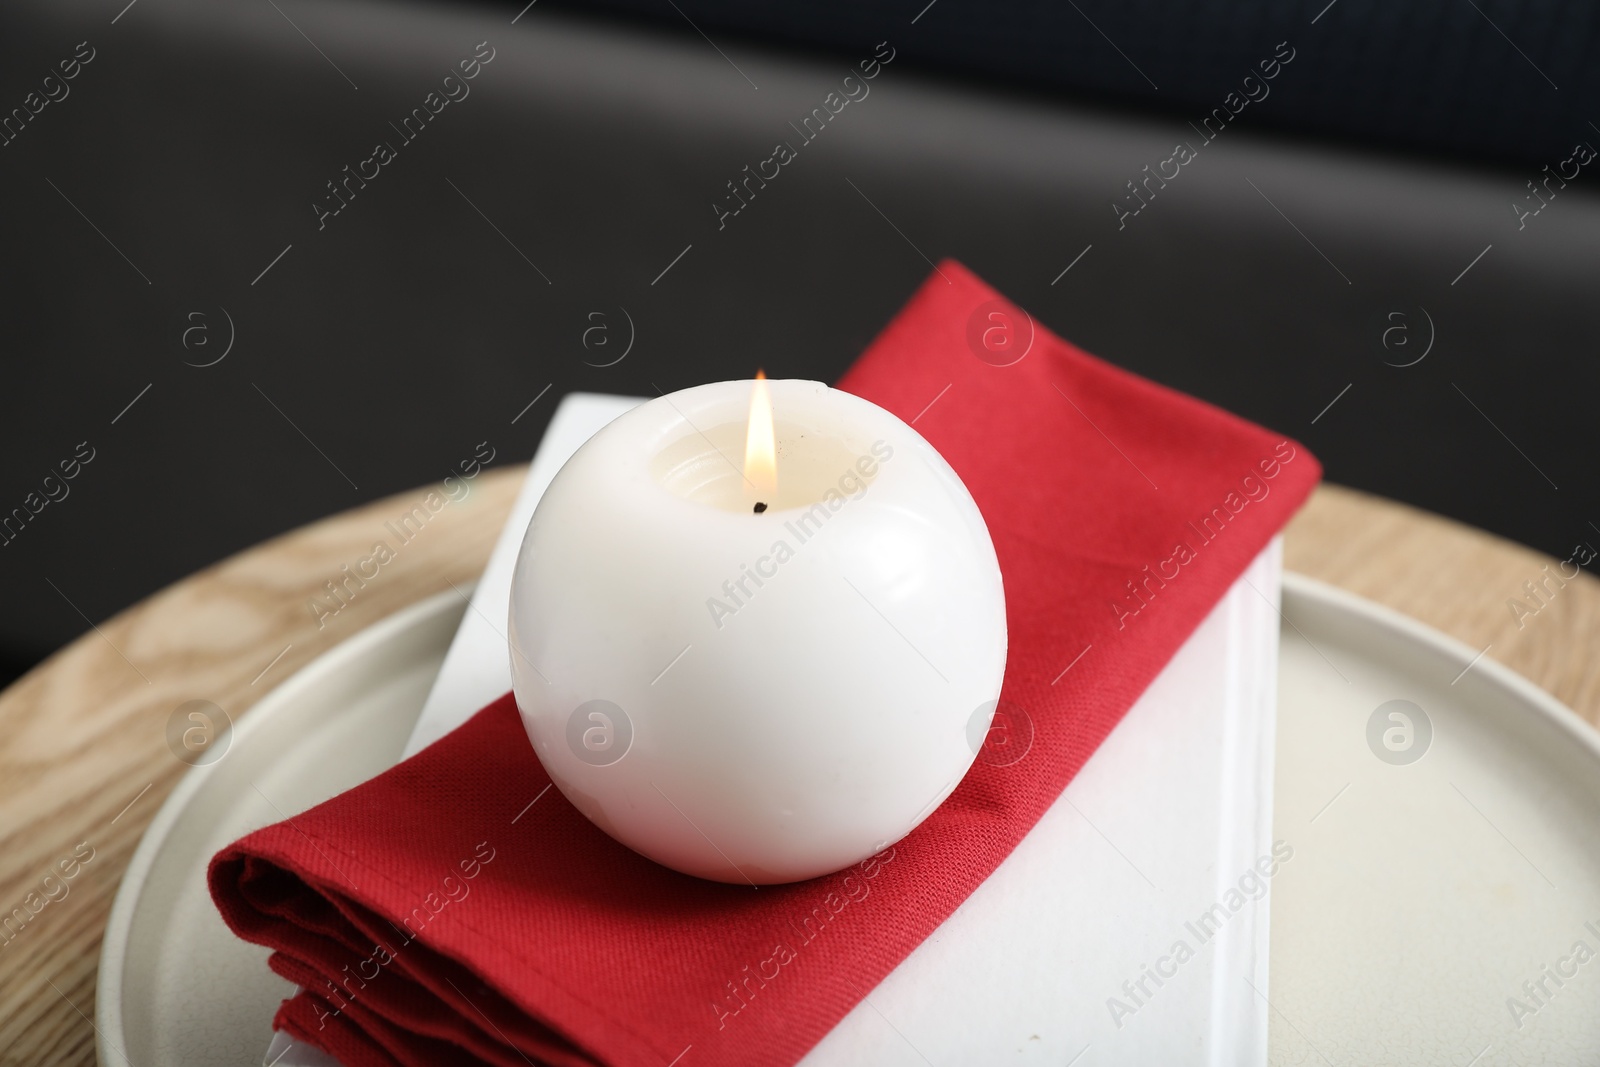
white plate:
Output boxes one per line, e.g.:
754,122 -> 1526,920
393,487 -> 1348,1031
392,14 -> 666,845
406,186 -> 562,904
97,576 -> 1600,1066
96,590 -> 467,1067
1268,577 -> 1600,1066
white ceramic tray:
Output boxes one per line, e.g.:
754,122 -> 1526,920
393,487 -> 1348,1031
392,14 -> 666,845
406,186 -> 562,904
96,575 -> 1600,1066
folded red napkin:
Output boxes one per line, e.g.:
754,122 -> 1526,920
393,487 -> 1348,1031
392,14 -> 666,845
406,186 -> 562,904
210,260 -> 1320,1066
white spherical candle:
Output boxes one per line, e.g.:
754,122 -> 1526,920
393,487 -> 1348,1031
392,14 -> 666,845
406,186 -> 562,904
508,379 -> 1006,884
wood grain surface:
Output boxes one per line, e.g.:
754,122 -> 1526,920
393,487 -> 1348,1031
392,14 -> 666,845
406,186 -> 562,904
0,474 -> 1595,1065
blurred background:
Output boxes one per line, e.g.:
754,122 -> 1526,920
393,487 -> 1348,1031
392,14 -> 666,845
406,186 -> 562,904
0,0 -> 1596,687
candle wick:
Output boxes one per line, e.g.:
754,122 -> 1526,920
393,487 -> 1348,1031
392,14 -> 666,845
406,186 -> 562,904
753,501 -> 768,514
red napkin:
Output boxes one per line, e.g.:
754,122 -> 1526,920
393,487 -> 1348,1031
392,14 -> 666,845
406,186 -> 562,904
210,260 -> 1320,1066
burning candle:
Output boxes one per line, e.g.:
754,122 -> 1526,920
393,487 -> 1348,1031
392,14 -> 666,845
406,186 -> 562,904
508,378 -> 1006,884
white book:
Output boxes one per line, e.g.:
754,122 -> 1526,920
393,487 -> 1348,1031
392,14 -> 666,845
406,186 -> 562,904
269,393 -> 1279,1067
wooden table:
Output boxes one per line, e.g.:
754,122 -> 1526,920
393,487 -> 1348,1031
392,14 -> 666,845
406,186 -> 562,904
2,474 -> 1597,1064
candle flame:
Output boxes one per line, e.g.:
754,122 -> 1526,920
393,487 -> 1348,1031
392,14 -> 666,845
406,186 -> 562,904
744,371 -> 777,500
